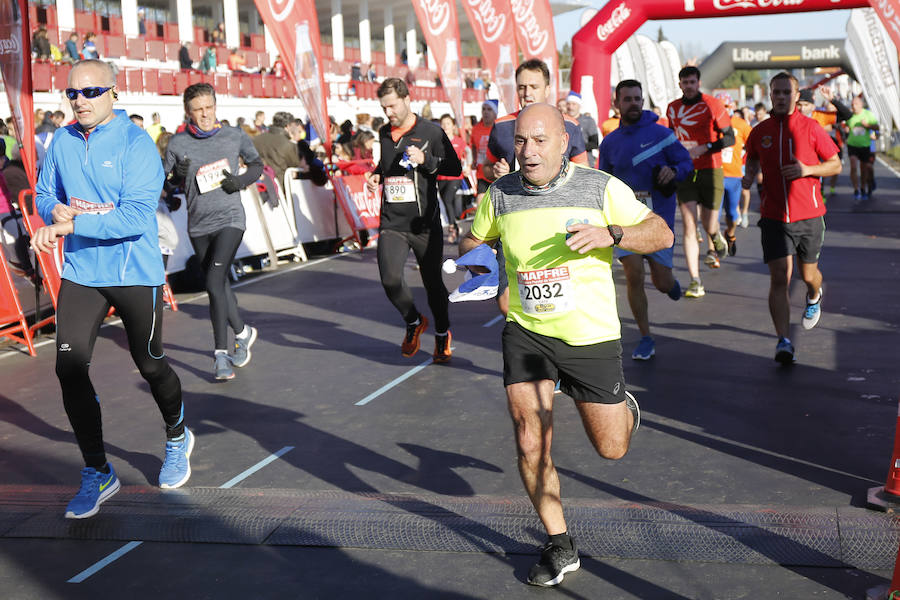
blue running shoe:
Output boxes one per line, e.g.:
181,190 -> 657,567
65,465 -> 120,519
667,280 -> 681,301
159,427 -> 194,489
632,336 -> 655,360
802,287 -> 823,330
775,337 -> 795,365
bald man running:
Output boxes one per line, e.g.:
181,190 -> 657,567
461,103 -> 672,587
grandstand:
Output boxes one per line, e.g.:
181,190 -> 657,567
19,0 -> 587,127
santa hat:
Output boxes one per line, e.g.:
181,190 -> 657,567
566,91 -> 582,104
443,244 -> 499,302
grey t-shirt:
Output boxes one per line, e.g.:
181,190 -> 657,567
164,126 -> 261,236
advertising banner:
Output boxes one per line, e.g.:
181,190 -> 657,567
571,0 -> 871,122
253,0 -> 331,152
459,0 -> 518,115
0,0 -> 37,187
510,0 -> 559,102
410,0 -> 465,125
332,175 -> 381,233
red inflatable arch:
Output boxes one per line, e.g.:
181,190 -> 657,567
571,0 -> 885,120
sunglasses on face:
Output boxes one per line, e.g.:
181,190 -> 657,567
65,86 -> 113,100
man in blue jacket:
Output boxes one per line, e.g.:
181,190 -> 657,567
32,60 -> 192,519
598,80 -> 694,360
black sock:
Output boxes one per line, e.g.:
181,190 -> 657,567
97,463 -> 110,474
166,423 -> 186,440
549,532 -> 572,550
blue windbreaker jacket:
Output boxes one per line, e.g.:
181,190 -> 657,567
598,110 -> 693,230
35,110 -> 165,287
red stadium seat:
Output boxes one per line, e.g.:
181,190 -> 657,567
165,42 -> 181,62
174,71 -> 189,94
244,50 -> 259,69
143,69 -> 159,94
194,27 -> 208,44
126,69 -> 144,93
189,44 -> 202,62
158,72 -> 176,95
105,35 -> 126,58
165,23 -> 179,42
216,46 -> 230,65
53,64 -> 71,91
74,11 -> 94,34
262,75 -> 274,97
147,40 -> 166,61
258,52 -> 270,70
239,76 -> 253,97
250,76 -> 264,97
108,16 -> 124,36
127,38 -> 146,60
116,69 -> 126,92
188,71 -> 204,86
214,73 -> 229,95
228,75 -> 241,96
32,64 -> 52,92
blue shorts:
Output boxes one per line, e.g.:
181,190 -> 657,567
615,244 -> 674,269
720,177 -> 742,223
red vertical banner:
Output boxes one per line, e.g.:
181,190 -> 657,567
510,0 -> 559,103
253,0 -> 331,153
0,0 -> 37,188
410,0 -> 465,126
868,0 -> 900,51
460,0 -> 518,115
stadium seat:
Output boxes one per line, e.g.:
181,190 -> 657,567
143,69 -> 159,94
158,72 -> 176,95
52,64 -> 71,91
214,73 -> 229,95
32,63 -> 52,92
127,38 -> 146,60
147,40 -> 166,62
174,71 -> 189,94
126,69 -> 144,93
165,42 -> 181,62
105,35 -> 126,58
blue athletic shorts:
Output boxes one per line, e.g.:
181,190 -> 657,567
720,176 -> 742,223
615,244 -> 674,269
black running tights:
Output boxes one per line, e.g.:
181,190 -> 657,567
376,227 -> 449,332
56,280 -> 184,468
438,179 -> 462,228
190,227 -> 245,350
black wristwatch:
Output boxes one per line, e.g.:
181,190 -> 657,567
607,224 -> 624,246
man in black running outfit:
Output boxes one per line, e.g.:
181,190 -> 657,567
366,78 -> 462,362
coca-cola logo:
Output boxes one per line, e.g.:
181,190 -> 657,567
267,0 -> 296,22
0,35 -> 20,55
596,2 -> 631,42
510,0 -> 549,55
419,0 -> 451,36
713,0 -> 805,10
466,0 -> 507,43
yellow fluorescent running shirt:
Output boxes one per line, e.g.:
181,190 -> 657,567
471,163 -> 651,345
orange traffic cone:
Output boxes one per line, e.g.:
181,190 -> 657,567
868,399 -> 900,512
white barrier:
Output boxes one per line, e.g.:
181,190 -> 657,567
163,173 -> 339,274
284,168 -> 354,243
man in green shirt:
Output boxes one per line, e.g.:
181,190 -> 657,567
845,97 -> 879,201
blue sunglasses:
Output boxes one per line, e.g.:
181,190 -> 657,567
65,86 -> 113,100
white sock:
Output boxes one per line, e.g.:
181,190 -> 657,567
214,349 -> 228,356
236,326 -> 250,340
435,331 -> 448,337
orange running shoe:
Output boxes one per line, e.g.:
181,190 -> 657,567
432,330 -> 452,363
401,315 -> 429,357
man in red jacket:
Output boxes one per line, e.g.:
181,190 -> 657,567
742,72 -> 840,365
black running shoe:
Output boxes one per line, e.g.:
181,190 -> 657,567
527,539 -> 580,587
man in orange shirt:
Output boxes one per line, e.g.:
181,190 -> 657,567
666,66 -> 735,298
470,99 -> 498,203
715,93 -> 751,259
601,107 -> 620,137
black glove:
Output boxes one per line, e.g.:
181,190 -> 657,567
220,169 -> 242,194
174,156 -> 191,179
164,190 -> 182,212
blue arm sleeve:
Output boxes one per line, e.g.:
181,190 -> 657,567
73,133 -> 164,240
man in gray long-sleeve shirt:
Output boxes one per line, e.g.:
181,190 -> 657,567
164,83 -> 263,381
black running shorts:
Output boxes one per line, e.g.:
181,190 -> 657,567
847,145 -> 871,162
477,178 -> 493,194
676,167 -> 724,211
759,216 -> 825,264
502,321 -> 625,404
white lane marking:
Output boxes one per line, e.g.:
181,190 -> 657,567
482,315 -> 504,328
67,541 -> 143,583
356,357 -> 433,406
2,254 -> 349,362
67,446 -> 296,582
876,155 -> 900,178
219,446 -> 295,489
